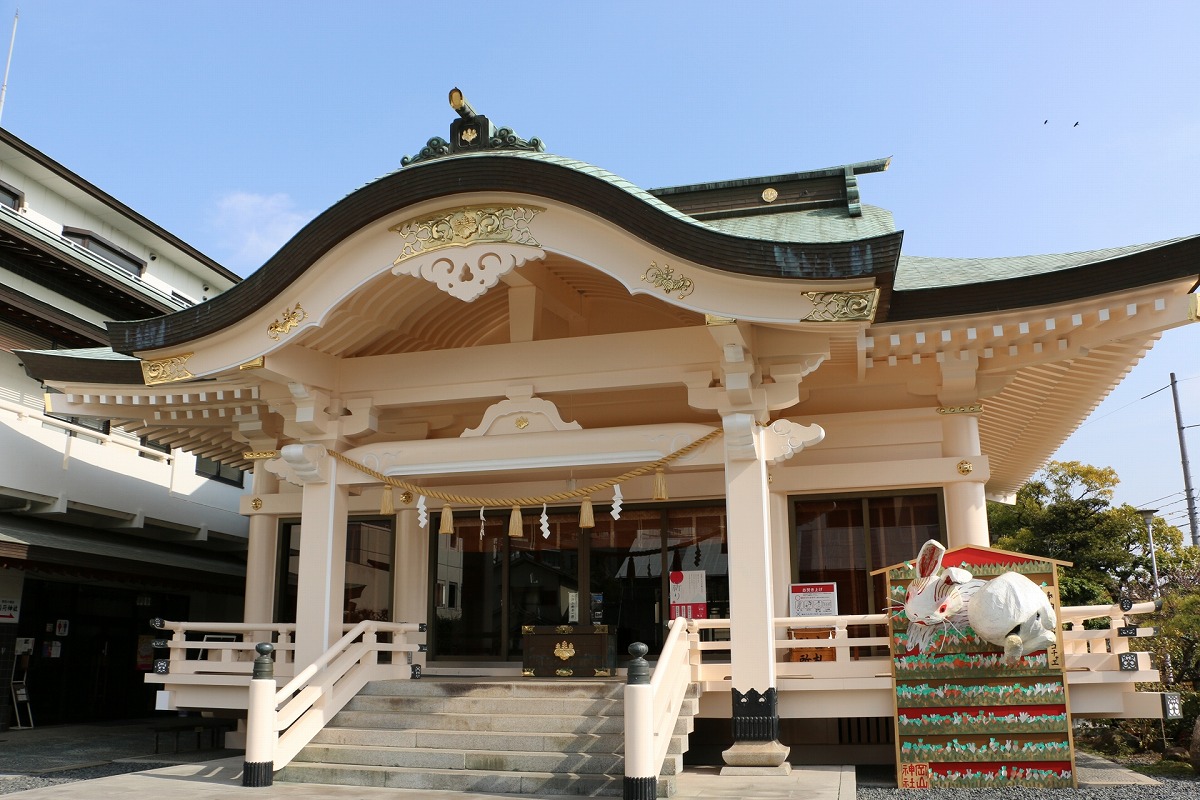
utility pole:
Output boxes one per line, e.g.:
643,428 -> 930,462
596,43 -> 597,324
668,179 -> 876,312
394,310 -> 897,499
1170,372 -> 1199,547
0,10 -> 16,126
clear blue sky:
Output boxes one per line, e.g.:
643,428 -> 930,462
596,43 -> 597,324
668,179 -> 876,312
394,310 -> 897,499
4,2 -> 1198,525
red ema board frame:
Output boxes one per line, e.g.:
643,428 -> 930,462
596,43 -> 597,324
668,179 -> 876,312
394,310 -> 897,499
881,545 -> 1075,790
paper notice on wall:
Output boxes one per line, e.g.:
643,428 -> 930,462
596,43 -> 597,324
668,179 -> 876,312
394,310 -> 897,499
789,582 -> 838,617
669,570 -> 707,619
0,596 -> 19,622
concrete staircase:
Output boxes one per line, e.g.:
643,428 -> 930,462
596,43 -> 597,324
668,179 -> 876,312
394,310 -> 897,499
277,678 -> 697,797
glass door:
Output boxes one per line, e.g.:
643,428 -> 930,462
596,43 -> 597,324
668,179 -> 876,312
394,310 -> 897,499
430,503 -> 730,661
508,511 -> 583,660
432,515 -> 506,658
589,508 -> 666,655
276,518 -> 395,625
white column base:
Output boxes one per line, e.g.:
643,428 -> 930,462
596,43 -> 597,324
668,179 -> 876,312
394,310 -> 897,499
720,740 -> 792,773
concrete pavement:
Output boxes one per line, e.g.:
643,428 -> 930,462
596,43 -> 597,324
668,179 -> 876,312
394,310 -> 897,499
0,717 -> 1161,799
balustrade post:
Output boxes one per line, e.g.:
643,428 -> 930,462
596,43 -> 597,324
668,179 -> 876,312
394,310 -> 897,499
623,643 -> 656,800
243,643 -> 276,787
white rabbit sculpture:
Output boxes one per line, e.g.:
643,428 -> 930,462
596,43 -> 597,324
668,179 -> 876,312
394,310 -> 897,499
900,540 -> 1058,665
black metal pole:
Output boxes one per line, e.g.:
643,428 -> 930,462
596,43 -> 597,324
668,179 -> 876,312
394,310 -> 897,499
1169,373 -> 1199,546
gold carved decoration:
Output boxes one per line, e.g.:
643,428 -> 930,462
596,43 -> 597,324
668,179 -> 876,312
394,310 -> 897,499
398,491 -> 414,505
937,403 -> 984,415
391,206 -> 543,262
556,668 -> 573,677
554,641 -> 576,661
267,304 -> 307,340
243,450 -> 280,460
592,625 -> 609,634
761,187 -> 779,203
705,314 -> 736,326
522,668 -> 535,677
957,460 -> 974,475
141,353 -> 194,386
460,126 -> 478,144
801,290 -> 879,322
641,262 -> 694,299
594,668 -> 612,677
555,624 -> 573,634
239,356 -> 265,370
521,625 -> 535,634
250,498 -> 263,511
515,416 -> 530,430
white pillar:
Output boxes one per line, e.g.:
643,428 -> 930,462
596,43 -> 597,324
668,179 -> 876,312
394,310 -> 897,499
721,413 -> 789,772
941,411 -> 989,548
244,465 -> 279,627
393,507 -> 428,626
294,455 -> 349,669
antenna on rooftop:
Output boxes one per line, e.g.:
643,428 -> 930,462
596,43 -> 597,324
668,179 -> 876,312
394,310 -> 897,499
0,9 -> 18,126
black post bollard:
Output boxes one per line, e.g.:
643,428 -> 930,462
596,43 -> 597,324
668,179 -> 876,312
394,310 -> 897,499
243,642 -> 275,787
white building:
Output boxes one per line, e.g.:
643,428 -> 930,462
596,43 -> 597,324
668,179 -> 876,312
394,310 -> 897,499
16,95 -> 1197,793
0,128 -> 248,726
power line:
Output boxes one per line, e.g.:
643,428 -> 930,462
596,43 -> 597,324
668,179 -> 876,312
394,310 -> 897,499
1075,373 -> 1200,431
1134,490 -> 1186,508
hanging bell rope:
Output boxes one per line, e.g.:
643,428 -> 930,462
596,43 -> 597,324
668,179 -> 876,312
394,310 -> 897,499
508,505 -> 524,538
327,427 -> 722,508
579,496 -> 595,529
438,504 -> 454,535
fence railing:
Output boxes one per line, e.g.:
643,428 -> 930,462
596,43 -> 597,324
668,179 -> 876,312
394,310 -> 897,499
151,620 -> 297,678
0,396 -> 173,463
624,616 -> 692,795
684,602 -> 1165,685
272,620 -> 424,767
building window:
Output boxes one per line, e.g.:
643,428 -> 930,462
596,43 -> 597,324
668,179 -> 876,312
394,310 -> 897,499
0,179 -> 23,211
195,455 -> 245,487
45,412 -> 110,441
61,226 -> 146,276
139,436 -> 171,460
42,389 -> 110,441
435,581 -> 460,611
792,492 -> 943,618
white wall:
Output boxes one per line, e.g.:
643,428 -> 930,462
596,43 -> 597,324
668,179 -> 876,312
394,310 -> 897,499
0,160 -> 230,305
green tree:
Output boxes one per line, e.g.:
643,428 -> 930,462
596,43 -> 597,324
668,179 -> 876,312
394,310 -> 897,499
987,461 -> 1148,605
988,460 -> 1200,685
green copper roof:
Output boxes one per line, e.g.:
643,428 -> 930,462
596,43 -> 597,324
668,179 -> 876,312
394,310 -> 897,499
894,237 -> 1197,290
701,204 -> 896,243
394,149 -> 894,245
387,149 -> 716,228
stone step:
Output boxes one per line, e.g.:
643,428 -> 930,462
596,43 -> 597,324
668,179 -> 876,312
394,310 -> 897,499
294,742 -> 627,774
331,708 -> 625,734
361,678 -> 625,699
344,693 -> 626,717
329,708 -> 694,736
284,678 -> 696,798
278,761 -> 627,796
311,726 -> 691,756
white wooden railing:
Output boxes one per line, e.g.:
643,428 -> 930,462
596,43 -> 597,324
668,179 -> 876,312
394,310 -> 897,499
271,621 -> 424,768
680,601 -> 1169,720
0,396 -> 173,462
151,620 -> 297,678
624,616 -> 692,789
649,616 -> 693,768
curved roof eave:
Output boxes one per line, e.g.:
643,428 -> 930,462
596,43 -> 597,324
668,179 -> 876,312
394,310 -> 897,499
107,151 -> 904,355
888,234 -> 1200,322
